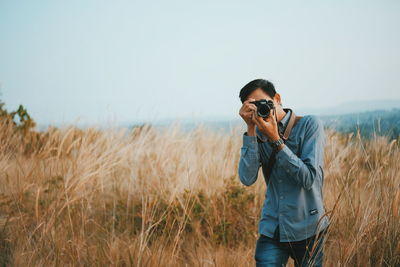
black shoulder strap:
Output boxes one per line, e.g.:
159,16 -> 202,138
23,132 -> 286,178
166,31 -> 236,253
260,110 -> 303,185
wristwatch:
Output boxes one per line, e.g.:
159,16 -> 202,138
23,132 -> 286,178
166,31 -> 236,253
269,138 -> 284,150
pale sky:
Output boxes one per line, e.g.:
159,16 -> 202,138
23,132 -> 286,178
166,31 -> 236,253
1,0 -> 399,126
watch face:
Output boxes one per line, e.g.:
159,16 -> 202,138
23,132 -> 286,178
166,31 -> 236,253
272,139 -> 283,148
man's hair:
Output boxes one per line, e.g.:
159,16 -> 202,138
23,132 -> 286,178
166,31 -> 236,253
239,79 -> 277,103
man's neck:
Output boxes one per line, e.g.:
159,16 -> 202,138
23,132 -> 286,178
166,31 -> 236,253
276,108 -> 287,122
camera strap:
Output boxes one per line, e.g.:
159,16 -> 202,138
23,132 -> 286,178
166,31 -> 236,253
257,109 -> 303,185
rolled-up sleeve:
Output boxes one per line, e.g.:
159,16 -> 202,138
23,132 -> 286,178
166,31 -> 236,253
238,132 -> 261,186
274,116 -> 325,190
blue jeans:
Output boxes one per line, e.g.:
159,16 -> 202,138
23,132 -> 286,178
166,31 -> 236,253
254,226 -> 328,267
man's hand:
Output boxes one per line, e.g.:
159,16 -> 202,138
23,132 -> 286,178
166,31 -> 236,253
239,98 -> 257,128
251,107 -> 281,142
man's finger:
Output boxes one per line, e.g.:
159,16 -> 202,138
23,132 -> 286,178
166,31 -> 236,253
246,103 -> 257,111
244,110 -> 252,116
251,111 -> 260,126
271,108 -> 277,122
246,105 -> 256,113
255,114 -> 264,123
244,98 -> 256,104
264,108 -> 276,123
254,113 -> 267,127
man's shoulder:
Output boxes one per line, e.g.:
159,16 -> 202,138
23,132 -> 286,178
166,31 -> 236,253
301,114 -> 324,133
301,114 -> 323,125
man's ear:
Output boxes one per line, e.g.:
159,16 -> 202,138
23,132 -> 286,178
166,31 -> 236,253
274,93 -> 282,106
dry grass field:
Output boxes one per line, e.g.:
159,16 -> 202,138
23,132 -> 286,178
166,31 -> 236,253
0,116 -> 399,266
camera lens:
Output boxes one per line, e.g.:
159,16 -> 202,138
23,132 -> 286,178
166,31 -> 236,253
258,105 -> 270,117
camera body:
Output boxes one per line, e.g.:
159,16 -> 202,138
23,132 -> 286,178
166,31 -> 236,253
250,99 -> 275,118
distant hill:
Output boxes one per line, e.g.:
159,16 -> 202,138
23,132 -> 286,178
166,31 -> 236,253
297,99 -> 400,116
320,108 -> 400,139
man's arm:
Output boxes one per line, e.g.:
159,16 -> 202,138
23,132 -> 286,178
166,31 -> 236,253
274,116 -> 326,190
238,131 -> 261,186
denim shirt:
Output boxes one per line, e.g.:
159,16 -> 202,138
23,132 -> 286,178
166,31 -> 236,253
238,111 -> 330,242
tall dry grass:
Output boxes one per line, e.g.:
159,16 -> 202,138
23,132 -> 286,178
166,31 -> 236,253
0,118 -> 399,266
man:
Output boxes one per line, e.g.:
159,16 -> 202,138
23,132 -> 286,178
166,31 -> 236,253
237,79 -> 330,267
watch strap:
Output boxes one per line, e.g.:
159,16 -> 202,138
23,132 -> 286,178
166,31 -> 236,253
269,138 -> 284,150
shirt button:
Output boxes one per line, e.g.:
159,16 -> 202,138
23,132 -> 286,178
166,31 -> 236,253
279,179 -> 282,183
280,196 -> 283,199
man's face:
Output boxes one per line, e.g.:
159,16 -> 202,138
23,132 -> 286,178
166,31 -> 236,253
246,88 -> 276,104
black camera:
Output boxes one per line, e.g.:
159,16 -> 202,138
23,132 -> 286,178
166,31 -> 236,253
250,99 -> 275,118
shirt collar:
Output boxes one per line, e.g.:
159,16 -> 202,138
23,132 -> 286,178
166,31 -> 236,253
279,109 -> 291,129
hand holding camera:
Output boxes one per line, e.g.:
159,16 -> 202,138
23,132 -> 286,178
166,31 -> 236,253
248,99 -> 281,142
239,98 -> 281,141
239,98 -> 257,128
